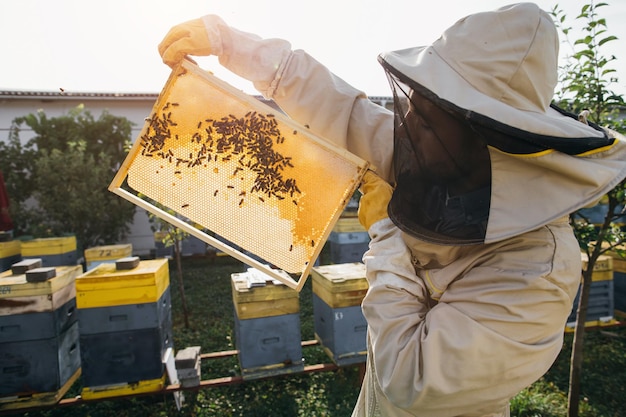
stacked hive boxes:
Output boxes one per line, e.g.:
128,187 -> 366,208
328,217 -> 370,264
231,268 -> 303,379
0,261 -> 82,411
608,250 -> 626,317
20,236 -> 78,267
311,263 -> 369,366
76,257 -> 173,399
84,244 -> 133,271
568,254 -> 615,326
0,239 -> 21,272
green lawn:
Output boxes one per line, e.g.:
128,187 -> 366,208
14,255 -> 626,417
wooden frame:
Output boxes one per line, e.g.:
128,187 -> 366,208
109,60 -> 368,291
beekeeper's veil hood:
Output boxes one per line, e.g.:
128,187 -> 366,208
378,2 -> 626,245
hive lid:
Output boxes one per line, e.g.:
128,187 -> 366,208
109,59 -> 369,291
0,265 -> 82,297
312,262 -> 368,283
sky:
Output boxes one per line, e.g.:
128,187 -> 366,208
1,0 -> 625,97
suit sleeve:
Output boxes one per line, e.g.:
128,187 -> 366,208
264,50 -> 395,181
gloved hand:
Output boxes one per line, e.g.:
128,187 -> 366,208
358,170 -> 394,231
158,18 -> 212,68
158,15 -> 292,95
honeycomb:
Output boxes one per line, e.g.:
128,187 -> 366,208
111,60 -> 368,289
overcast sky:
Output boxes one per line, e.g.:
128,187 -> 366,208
1,0 -> 625,97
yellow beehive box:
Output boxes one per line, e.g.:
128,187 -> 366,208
610,253 -> 626,273
231,268 -> 299,320
333,217 -> 367,233
0,240 -> 20,258
84,244 -> 133,268
20,236 -> 76,257
81,375 -> 166,400
0,240 -> 21,272
76,258 -> 169,309
311,262 -> 369,308
581,253 -> 613,281
0,265 -> 82,299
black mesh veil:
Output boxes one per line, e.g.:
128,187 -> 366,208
383,68 -> 492,245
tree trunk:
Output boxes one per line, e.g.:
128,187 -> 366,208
174,239 -> 190,328
567,266 -> 593,417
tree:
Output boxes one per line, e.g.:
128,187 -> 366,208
551,3 -> 626,416
0,105 -> 136,251
33,139 -> 135,249
0,120 -> 40,235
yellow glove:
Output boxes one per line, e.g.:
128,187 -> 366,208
358,171 -> 393,231
158,15 -> 291,93
158,17 -> 213,68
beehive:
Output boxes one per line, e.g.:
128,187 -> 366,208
76,258 -> 169,308
109,59 -> 369,290
20,236 -> 77,267
0,265 -> 82,405
76,258 -> 172,395
0,240 -> 21,272
84,243 -> 133,270
231,268 -> 300,320
310,263 -> 369,365
231,268 -> 303,379
568,254 -> 615,325
333,217 -> 367,233
609,252 -> 626,316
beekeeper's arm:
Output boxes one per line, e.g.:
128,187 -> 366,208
158,15 -> 393,181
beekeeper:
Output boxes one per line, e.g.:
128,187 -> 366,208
159,3 -> 626,416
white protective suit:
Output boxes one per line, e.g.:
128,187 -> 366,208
159,3 -> 626,416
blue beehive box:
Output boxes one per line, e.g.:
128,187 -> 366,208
568,254 -> 615,325
328,218 -> 370,264
231,268 -> 303,380
608,252 -> 626,316
311,263 -> 369,365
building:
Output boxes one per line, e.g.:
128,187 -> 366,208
0,90 -> 393,256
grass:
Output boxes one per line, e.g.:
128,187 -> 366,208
14,255 -> 626,416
